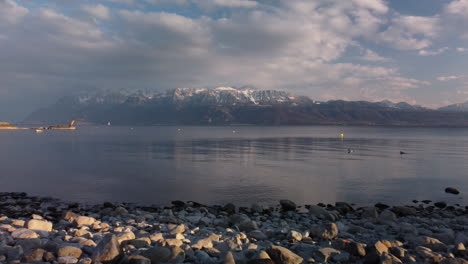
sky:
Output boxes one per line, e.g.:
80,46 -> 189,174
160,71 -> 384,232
1,0 -> 468,121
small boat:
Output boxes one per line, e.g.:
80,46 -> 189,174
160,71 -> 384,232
107,122 -> 111,126
35,129 -> 44,133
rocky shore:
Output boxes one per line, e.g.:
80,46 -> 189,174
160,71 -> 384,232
0,192 -> 466,264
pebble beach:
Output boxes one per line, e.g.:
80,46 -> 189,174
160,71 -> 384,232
0,192 -> 466,264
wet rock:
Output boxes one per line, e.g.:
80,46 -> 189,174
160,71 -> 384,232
435,201 -> 447,209
223,203 -> 236,214
335,202 -> 354,214
445,187 -> 460,195
391,206 -> 417,216
267,245 -> 303,264
279,200 -> 296,211
92,234 -> 123,264
126,255 -> 151,264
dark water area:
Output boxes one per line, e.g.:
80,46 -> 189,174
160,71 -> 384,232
0,126 -> 466,206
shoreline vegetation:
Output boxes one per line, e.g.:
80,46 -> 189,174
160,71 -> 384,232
0,192 -> 466,264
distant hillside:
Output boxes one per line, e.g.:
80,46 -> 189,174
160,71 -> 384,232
438,101 -> 468,112
25,87 -> 468,126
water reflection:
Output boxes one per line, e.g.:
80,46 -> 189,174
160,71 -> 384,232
0,126 -> 467,206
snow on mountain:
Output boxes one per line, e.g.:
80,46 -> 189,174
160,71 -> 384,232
73,87 -> 312,106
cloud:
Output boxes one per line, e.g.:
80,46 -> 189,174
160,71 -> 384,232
0,0 -> 29,25
0,0 -> 449,120
377,15 -> 441,50
445,0 -> 468,16
418,47 -> 449,56
361,49 -> 391,62
105,0 -> 136,5
437,75 -> 464,81
82,4 -> 111,20
197,0 -> 258,8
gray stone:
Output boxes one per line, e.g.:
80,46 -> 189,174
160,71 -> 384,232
310,223 -> 339,240
58,256 -> 79,264
142,246 -> 172,263
288,230 -> 302,241
92,234 -> 123,264
279,200 -> 296,211
57,246 -> 83,258
445,187 -> 460,195
11,228 -> 39,239
379,209 -> 397,224
315,247 -> 340,262
248,230 -> 268,240
440,258 -> 468,264
392,206 -> 417,216
21,248 -> 46,262
267,245 -> 303,264
169,246 -> 185,263
127,255 -> 151,264
238,221 -> 258,232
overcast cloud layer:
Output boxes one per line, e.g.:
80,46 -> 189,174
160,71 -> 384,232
1,0 -> 468,120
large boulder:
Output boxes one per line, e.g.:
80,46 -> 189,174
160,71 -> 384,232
92,234 -> 123,264
267,245 -> 303,264
279,200 -> 296,211
445,187 -> 460,195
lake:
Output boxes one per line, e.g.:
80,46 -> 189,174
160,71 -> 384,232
0,126 -> 466,206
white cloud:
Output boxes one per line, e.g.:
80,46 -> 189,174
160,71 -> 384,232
361,49 -> 390,62
378,15 -> 440,50
418,47 -> 449,56
0,0 -> 451,119
445,0 -> 468,16
0,0 -> 28,25
437,75 -> 464,81
105,0 -> 135,5
199,0 -> 258,8
82,4 -> 111,20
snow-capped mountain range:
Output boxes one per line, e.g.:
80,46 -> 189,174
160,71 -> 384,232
73,87 -> 317,107
25,87 -> 468,126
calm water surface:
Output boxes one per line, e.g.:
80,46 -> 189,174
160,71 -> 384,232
0,126 -> 467,206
